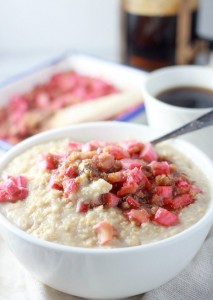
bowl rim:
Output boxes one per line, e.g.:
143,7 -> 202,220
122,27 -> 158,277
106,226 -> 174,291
0,121 -> 213,254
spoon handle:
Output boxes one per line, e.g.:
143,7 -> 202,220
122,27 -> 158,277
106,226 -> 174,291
151,109 -> 213,145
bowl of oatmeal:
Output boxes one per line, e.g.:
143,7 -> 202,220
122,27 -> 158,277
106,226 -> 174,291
0,121 -> 212,299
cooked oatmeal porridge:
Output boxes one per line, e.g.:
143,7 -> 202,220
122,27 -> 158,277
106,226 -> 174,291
0,139 -> 210,248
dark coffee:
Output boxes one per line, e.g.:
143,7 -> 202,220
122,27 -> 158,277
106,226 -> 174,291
156,86 -> 213,108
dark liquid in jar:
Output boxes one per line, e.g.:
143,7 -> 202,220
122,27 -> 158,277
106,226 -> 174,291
125,11 -> 197,71
156,86 -> 213,108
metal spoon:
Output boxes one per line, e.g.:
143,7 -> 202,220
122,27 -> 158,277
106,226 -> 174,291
151,109 -> 213,145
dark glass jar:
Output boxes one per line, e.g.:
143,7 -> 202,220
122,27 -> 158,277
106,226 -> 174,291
122,0 -> 199,71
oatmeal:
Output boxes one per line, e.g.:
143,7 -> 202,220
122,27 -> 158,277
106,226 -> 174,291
0,139 -> 210,248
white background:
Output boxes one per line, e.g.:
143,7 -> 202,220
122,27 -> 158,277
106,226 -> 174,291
0,0 -> 122,80
0,0 -> 212,81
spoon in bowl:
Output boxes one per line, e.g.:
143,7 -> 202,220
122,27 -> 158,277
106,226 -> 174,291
151,109 -> 213,145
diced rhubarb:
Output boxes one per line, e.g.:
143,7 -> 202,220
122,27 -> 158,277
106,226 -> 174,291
35,92 -> 50,109
8,95 -> 29,116
67,141 -> 82,150
176,179 -> 190,188
92,78 -> 117,95
72,87 -> 88,100
105,145 -> 130,160
97,153 -> 114,171
50,72 -> 79,92
139,143 -> 158,162
155,174 -> 172,186
125,209 -> 150,226
65,166 -> 78,177
104,193 -> 120,208
63,178 -> 79,196
4,178 -> 20,196
128,167 -> 150,188
30,137 -> 201,231
154,207 -> 179,226
151,194 -> 164,206
0,189 -> 9,202
39,153 -> 61,170
126,196 -> 140,209
169,193 -> 193,209
149,161 -> 170,176
93,221 -> 114,245
76,201 -> 89,213
17,187 -> 28,200
119,140 -> 144,155
155,186 -> 173,199
0,176 -> 28,202
0,70 -> 119,144
107,171 -> 125,183
81,141 -> 101,152
117,180 -> 138,197
91,195 -> 105,207
16,175 -> 28,188
120,158 -> 144,170
176,179 -> 190,194
49,172 -> 63,190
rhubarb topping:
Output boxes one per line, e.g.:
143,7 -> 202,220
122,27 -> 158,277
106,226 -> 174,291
35,139 -> 202,245
0,175 -> 28,203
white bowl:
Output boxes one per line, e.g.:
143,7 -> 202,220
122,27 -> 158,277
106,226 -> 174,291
0,121 -> 213,299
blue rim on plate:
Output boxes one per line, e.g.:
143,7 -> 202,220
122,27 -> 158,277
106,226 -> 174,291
0,140 -> 12,153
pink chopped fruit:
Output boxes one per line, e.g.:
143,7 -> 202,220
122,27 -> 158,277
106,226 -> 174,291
128,167 -> 150,188
16,175 -> 28,188
49,172 -> 63,190
119,140 -> 144,155
97,153 -> 115,171
126,196 -> 140,209
140,143 -> 158,162
65,166 -> 78,177
169,193 -> 193,209
36,92 -> 50,109
125,209 -> 150,226
0,70 -> 118,144
68,141 -> 82,150
120,158 -> 143,170
35,138 -> 201,232
63,179 -> 80,196
155,186 -> 173,199
107,171 -> 125,183
117,180 -> 138,197
0,176 -> 28,203
176,180 -> 190,194
76,201 -> 89,213
149,161 -> 170,176
93,221 -> 114,245
40,153 -> 61,170
154,208 -> 179,226
104,193 -> 120,208
105,145 -> 130,160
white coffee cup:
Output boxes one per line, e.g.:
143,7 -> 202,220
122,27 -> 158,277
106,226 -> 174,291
142,65 -> 213,159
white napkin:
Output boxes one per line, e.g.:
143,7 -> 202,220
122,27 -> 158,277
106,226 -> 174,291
0,226 -> 213,300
